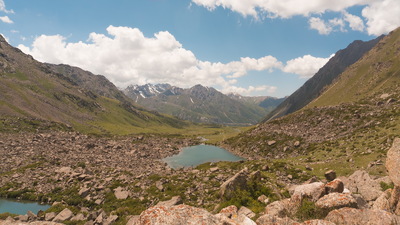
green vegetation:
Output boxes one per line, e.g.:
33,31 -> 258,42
295,198 -> 328,221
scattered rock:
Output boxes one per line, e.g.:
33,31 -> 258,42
52,208 -> 73,222
268,140 -> 276,146
325,207 -> 400,225
256,214 -> 298,225
219,168 -> 248,200
291,182 -> 326,202
324,179 -> 344,194
114,186 -> 129,200
386,138 -> 400,186
373,189 -> 391,211
155,196 -> 183,207
45,212 -> 56,221
238,206 -> 256,219
315,193 -> 358,211
324,170 -> 336,182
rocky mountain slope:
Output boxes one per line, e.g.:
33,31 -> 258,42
124,84 -> 276,125
0,35 -> 188,135
264,35 -> 383,121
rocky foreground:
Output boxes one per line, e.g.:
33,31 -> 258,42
1,134 -> 400,224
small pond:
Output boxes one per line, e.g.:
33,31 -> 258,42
163,145 -> 244,169
0,198 -> 50,215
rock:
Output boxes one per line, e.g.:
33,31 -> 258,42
258,195 -> 270,204
209,167 -> 219,172
104,215 -> 118,225
256,214 -> 298,225
14,215 -> 28,222
126,215 -> 140,225
79,187 -> 90,198
324,179 -> 344,194
53,208 -> 73,222
315,193 -> 358,211
238,206 -> 255,219
155,196 -> 182,207
45,212 -> 57,221
294,141 -> 301,147
113,186 -> 129,200
263,198 -> 300,218
343,170 -> 382,201
324,170 -> 336,182
219,168 -> 248,200
268,140 -> 276,146
352,194 -> 369,209
56,167 -> 73,174
138,204 -> 222,224
386,138 -> 400,186
250,170 -> 262,181
27,211 -> 36,220
373,189 -> 391,211
155,181 -> 164,191
390,186 -> 400,212
219,205 -> 238,218
71,213 -> 86,221
94,211 -> 105,225
291,182 -> 326,202
325,207 -> 400,225
301,220 -> 335,225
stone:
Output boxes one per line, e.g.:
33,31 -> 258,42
268,140 -> 276,146
94,211 -> 105,225
45,212 -> 57,221
219,205 -> 238,218
325,207 -> 400,225
352,194 -> 369,209
258,195 -> 270,204
238,206 -> 256,219
291,182 -> 326,202
155,196 -> 182,207
71,213 -> 86,221
294,141 -> 301,147
27,211 -> 36,220
372,189 -> 391,211
256,215 -> 299,225
301,220 -> 336,225
79,187 -> 90,198
315,193 -> 358,211
104,215 -> 118,225
343,170 -> 382,201
53,208 -> 73,222
138,204 -> 222,224
113,186 -> 129,200
324,179 -> 344,194
390,186 -> 400,211
386,138 -> 400,186
324,170 -> 336,182
219,168 -> 248,200
14,215 -> 28,222
126,215 -> 140,225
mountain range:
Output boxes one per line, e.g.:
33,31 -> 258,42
124,83 -> 285,125
0,35 -> 188,135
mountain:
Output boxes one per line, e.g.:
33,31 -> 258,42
264,35 -> 383,121
124,84 -> 273,125
0,35 -> 188,134
227,93 -> 286,110
223,27 -> 400,177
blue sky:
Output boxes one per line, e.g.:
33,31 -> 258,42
1,0 -> 399,97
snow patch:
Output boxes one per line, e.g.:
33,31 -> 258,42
190,97 -> 194,104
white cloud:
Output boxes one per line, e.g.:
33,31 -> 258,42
283,54 -> 334,78
362,0 -> 400,36
223,85 -> 277,95
309,17 -> 332,35
18,26 -> 284,96
0,0 -> 14,14
0,15 -> 13,24
193,0 -> 400,36
343,12 -> 365,32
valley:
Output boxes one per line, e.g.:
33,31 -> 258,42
1,22 -> 400,225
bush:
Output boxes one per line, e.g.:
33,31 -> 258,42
295,198 -> 328,221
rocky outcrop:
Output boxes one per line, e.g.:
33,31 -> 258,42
315,193 -> 358,211
342,170 -> 382,201
325,207 -> 400,225
387,138 -> 400,186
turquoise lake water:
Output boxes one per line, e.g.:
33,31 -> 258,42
0,198 -> 50,215
163,145 -> 244,169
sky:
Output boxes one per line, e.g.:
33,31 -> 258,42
1,0 -> 399,97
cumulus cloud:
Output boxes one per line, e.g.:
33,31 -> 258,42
362,0 -> 400,36
18,26 -> 285,95
192,0 -> 400,36
0,15 -> 12,23
0,0 -> 14,14
283,54 -> 334,78
309,17 -> 333,35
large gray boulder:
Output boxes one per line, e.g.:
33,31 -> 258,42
342,170 -> 382,201
325,207 -> 400,225
52,208 -> 74,222
219,168 -> 249,200
386,138 -> 400,186
315,193 -> 357,211
291,182 -> 326,202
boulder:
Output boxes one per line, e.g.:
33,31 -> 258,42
45,212 -> 56,221
343,170 -> 382,201
71,213 -> 86,221
264,200 -> 289,218
315,193 -> 357,211
291,182 -> 326,202
126,215 -> 140,225
256,215 -> 298,225
218,205 -> 238,218
301,220 -> 335,225
324,179 -> 344,194
238,206 -> 255,219
52,208 -> 74,222
79,187 -> 90,198
386,138 -> 400,186
325,207 -> 400,225
373,189 -> 391,211
113,186 -> 129,200
390,186 -> 400,211
324,170 -> 336,182
155,196 -> 182,207
104,215 -> 118,225
138,204 -> 223,225
219,168 -> 248,200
